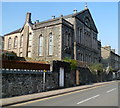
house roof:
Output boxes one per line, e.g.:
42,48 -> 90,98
4,28 -> 21,36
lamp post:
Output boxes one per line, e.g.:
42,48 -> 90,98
43,69 -> 46,91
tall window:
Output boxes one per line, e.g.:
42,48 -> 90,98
29,32 -> 32,46
78,28 -> 82,43
14,36 -> 18,48
39,35 -> 43,56
20,35 -> 23,47
80,29 -> 82,43
68,33 -> 71,46
66,31 -> 68,46
48,33 -> 54,55
19,52 -> 22,57
8,37 -> 11,49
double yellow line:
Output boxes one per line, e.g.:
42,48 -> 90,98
6,81 -> 119,107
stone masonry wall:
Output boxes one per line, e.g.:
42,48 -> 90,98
2,71 -> 57,98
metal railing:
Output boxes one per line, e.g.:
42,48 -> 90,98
1,68 -> 52,74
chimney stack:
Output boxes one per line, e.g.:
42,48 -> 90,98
52,16 -> 55,19
26,12 -> 31,23
73,9 -> 77,14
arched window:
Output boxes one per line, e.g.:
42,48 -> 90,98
78,28 -> 82,43
68,33 -> 71,46
65,31 -> 68,46
8,37 -> 11,49
48,33 -> 54,55
19,52 -> 22,57
20,35 -> 23,47
39,35 -> 43,56
14,36 -> 18,48
29,32 -> 32,46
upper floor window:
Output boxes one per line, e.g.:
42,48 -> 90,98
39,35 -> 44,56
20,35 -> 23,47
8,37 -> 11,49
29,32 -> 32,46
78,28 -> 82,43
65,31 -> 68,46
68,33 -> 71,47
14,36 -> 18,48
48,33 -> 54,55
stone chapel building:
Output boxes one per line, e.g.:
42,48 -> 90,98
4,7 -> 101,64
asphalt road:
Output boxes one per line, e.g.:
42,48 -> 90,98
10,81 -> 119,107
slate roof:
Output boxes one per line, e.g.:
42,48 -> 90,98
4,28 -> 21,36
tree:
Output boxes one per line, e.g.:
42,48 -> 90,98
64,57 -> 77,70
89,63 -> 104,82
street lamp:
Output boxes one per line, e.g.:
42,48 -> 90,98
43,69 -> 46,91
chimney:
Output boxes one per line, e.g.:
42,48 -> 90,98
85,2 -> 88,9
26,12 -> 31,23
36,20 -> 39,23
52,16 -> 55,19
73,9 -> 77,14
111,49 -> 115,53
60,14 -> 63,18
104,45 -> 111,50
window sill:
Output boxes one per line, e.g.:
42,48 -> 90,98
38,55 -> 44,57
47,55 -> 53,57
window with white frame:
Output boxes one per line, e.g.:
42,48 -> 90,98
8,37 -> 12,49
39,35 -> 43,56
14,36 -> 18,48
48,33 -> 54,55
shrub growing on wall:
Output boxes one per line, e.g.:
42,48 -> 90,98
63,57 -> 77,70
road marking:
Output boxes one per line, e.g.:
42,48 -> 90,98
6,81 -> 116,107
106,88 -> 117,93
77,94 -> 100,104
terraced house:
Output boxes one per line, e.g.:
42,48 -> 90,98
4,7 -> 101,64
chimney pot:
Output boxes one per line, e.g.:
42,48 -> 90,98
73,9 -> 77,14
52,16 -> 55,19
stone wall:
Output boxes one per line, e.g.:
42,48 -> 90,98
2,60 -> 114,98
2,71 -> 57,98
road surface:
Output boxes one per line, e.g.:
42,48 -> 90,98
8,81 -> 120,107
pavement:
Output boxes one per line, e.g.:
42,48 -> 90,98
1,80 -> 119,107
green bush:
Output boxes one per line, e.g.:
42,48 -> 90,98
64,57 -> 77,70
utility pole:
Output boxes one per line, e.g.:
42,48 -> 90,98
43,70 -> 46,91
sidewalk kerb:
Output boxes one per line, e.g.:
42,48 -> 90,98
1,81 -> 117,107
